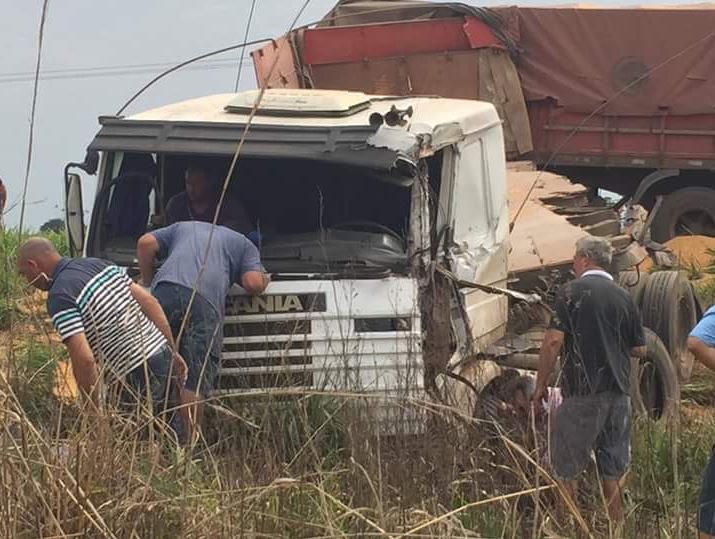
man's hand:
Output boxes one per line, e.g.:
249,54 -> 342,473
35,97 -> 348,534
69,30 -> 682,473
241,270 -> 269,295
172,352 -> 188,388
533,328 -> 564,415
137,233 -> 160,287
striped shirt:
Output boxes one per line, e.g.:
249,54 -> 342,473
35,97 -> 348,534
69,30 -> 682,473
47,257 -> 166,379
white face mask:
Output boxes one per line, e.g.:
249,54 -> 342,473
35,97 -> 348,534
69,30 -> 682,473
27,271 -> 52,289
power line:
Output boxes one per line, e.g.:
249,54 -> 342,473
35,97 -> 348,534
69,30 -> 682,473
0,57 -> 252,84
234,0 -> 258,92
0,56 -> 252,77
116,38 -> 271,115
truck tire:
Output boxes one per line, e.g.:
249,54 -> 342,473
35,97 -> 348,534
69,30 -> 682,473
641,271 -> 696,381
651,187 -> 715,242
631,328 -> 678,421
617,270 -> 650,308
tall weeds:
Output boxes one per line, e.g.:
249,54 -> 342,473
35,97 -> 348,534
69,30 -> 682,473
1,227 -> 713,538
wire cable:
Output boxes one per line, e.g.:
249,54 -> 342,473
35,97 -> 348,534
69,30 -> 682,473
0,57 -> 252,84
18,0 -> 50,235
116,39 -> 272,116
234,0 -> 258,92
116,2 -> 510,116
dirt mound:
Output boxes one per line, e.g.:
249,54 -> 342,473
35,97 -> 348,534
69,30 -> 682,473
640,235 -> 715,272
665,235 -> 715,269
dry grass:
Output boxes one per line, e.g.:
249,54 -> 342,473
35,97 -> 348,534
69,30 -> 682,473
2,228 -> 715,538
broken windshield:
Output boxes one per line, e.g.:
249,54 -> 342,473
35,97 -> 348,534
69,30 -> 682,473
92,153 -> 414,274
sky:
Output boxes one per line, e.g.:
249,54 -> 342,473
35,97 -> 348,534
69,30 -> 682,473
0,0 -> 684,229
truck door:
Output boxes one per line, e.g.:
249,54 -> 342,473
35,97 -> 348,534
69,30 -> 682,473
440,130 -> 509,349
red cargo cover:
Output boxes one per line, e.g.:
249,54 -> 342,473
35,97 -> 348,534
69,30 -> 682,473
499,7 -> 715,115
314,1 -> 715,116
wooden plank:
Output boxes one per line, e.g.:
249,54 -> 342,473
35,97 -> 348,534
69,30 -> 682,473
508,169 -> 594,273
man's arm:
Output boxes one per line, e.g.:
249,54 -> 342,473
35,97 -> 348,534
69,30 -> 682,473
129,282 -> 187,385
688,336 -> 715,372
220,196 -> 254,235
233,234 -> 268,294
163,195 -> 180,226
136,233 -> 160,287
627,299 -> 647,359
241,271 -> 269,295
64,333 -> 100,406
130,282 -> 174,349
533,328 -> 564,405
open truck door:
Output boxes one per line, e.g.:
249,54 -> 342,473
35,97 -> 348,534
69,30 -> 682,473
64,150 -> 98,256
64,171 -> 84,256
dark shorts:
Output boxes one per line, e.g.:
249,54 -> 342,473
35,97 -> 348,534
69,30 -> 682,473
699,448 -> 715,535
110,345 -> 181,436
153,282 -> 221,395
550,391 -> 631,481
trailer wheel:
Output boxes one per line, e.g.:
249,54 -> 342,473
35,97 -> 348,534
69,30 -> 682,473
617,270 -> 650,308
631,328 -> 678,421
651,187 -> 715,242
641,271 -> 696,381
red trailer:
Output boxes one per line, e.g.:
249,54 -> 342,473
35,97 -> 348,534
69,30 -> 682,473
252,1 -> 715,241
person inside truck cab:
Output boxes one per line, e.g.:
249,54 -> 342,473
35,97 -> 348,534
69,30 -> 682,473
164,165 -> 254,237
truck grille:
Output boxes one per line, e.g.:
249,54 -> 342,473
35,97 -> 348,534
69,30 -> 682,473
218,314 -> 314,390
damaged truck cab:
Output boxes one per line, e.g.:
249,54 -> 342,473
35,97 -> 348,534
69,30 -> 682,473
64,89 -> 509,417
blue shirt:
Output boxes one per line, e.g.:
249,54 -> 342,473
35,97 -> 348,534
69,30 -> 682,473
151,221 -> 263,315
690,305 -> 715,346
47,257 -> 166,379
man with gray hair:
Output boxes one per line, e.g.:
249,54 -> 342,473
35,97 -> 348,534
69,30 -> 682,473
533,235 -> 646,528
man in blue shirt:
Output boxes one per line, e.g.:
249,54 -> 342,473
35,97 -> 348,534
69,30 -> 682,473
16,237 -> 186,434
688,308 -> 715,538
136,221 -> 268,441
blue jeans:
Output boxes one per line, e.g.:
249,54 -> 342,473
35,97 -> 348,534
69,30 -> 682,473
699,448 -> 715,535
153,282 -> 221,395
115,345 -> 181,437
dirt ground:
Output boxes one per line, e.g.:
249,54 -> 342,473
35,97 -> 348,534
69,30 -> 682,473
641,234 -> 715,273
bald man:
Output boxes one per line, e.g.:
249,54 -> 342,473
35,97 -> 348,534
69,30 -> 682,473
17,238 -> 187,434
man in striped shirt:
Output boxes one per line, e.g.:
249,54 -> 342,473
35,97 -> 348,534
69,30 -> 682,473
17,238 -> 187,431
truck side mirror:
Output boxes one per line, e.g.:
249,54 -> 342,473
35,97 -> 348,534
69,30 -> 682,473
81,150 -> 99,175
65,172 -> 85,256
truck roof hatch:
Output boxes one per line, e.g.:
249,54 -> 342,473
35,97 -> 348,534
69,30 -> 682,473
225,89 -> 372,118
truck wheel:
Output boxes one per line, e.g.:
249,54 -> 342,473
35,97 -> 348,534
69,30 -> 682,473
641,271 -> 696,381
651,187 -> 715,242
617,270 -> 650,308
631,328 -> 678,421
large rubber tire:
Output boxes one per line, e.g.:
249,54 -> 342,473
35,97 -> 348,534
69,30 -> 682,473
617,270 -> 650,309
651,187 -> 715,242
641,271 -> 697,381
631,328 -> 678,421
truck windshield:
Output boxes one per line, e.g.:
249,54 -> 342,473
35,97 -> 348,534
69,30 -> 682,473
93,153 -> 413,275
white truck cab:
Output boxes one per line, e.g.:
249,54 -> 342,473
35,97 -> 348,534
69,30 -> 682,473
64,89 -> 509,413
